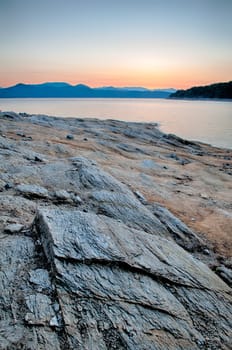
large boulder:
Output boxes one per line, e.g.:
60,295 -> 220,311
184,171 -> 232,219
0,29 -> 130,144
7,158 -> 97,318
35,208 -> 232,350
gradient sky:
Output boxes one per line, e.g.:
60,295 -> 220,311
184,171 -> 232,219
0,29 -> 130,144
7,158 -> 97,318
0,0 -> 231,89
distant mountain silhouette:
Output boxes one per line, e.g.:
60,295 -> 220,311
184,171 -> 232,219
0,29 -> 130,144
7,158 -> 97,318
0,82 -> 174,98
170,81 -> 232,99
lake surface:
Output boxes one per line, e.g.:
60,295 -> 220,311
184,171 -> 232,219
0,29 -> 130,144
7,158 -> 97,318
0,98 -> 231,149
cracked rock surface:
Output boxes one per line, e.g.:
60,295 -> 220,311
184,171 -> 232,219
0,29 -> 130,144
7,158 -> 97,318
35,208 -> 231,349
0,112 -> 232,349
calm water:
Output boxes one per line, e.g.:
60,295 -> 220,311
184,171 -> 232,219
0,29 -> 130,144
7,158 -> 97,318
0,98 -> 231,149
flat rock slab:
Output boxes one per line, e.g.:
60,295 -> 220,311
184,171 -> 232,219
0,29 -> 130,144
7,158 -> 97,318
36,208 -> 232,349
37,209 -> 228,292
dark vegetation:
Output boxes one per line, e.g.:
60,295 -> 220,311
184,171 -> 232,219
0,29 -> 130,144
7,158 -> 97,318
170,81 -> 232,99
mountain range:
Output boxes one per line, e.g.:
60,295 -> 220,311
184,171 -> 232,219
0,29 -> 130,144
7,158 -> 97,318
0,82 -> 175,98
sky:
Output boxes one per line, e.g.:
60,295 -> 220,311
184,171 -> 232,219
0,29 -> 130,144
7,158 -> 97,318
0,0 -> 231,89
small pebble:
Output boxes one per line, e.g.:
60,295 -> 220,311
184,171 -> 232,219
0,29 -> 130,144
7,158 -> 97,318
16,132 -> 26,137
66,134 -> 74,140
49,315 -> 59,327
203,249 -> 210,255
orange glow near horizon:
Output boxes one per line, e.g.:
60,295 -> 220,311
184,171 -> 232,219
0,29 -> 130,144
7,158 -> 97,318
1,68 -> 231,90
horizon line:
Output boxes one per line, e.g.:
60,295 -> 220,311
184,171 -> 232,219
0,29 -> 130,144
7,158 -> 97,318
0,81 -> 176,90
1,79 -> 231,90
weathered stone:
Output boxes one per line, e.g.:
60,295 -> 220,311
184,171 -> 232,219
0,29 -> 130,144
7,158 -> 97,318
25,293 -> 55,325
16,132 -> 26,137
141,158 -> 161,169
90,189 -> 167,236
35,208 -> 232,349
0,195 -> 36,231
54,190 -> 71,201
34,155 -> 45,162
216,265 -> 232,286
0,321 -> 24,349
1,112 -> 232,349
16,184 -> 49,198
151,203 -> 203,251
37,209 -> 229,291
0,179 -> 5,191
29,269 -> 52,291
49,315 -> 60,327
74,156 -> 128,191
66,134 -> 74,140
4,223 -> 24,233
71,194 -> 82,204
0,111 -> 21,120
134,190 -> 147,203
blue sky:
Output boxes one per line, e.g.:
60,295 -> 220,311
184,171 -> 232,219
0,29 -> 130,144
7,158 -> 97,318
0,0 -> 231,88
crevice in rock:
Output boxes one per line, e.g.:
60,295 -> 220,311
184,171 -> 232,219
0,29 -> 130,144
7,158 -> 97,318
55,256 -> 204,291
28,223 -> 72,350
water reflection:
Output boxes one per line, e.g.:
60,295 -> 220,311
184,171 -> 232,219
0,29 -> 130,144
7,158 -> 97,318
0,98 -> 231,149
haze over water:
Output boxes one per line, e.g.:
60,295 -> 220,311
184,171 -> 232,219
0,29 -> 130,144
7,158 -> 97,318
1,98 -> 231,149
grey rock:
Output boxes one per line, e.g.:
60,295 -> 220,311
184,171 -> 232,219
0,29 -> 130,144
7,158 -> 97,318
29,269 -> 52,291
0,321 -> 24,350
55,260 -> 188,319
75,157 -> 127,192
0,111 -> 22,120
4,223 -> 24,233
0,236 -> 35,292
33,160 -> 81,191
224,257 -> 232,269
34,155 -> 45,162
49,315 -> 60,327
35,208 -> 232,349
25,293 -> 55,325
90,189 -> 167,236
0,112 -> 231,349
141,159 -> 161,169
216,265 -> 232,286
53,303 -> 60,312
16,132 -> 26,137
0,195 -> 36,231
163,134 -> 201,150
117,143 -> 149,154
66,134 -> 74,140
169,153 -> 180,161
71,194 -> 82,204
134,190 -> 147,203
151,203 -> 203,251
16,184 -> 49,198
37,209 -> 228,291
54,190 -> 71,201
25,328 -> 61,350
0,233 -> 61,349
167,153 -> 192,165
0,179 -> 5,191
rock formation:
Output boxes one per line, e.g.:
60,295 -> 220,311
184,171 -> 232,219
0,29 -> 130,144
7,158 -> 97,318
0,111 -> 231,349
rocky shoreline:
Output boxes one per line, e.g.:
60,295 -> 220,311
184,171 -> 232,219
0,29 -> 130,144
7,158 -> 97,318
0,111 -> 231,349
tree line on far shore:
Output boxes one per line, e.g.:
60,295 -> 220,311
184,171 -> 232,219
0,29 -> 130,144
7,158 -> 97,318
170,81 -> 232,99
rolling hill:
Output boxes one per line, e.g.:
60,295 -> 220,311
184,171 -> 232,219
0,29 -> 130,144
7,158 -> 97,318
0,82 -> 174,98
